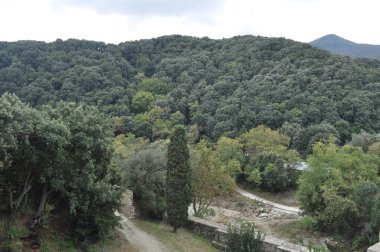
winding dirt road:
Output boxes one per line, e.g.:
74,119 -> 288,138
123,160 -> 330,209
115,187 -> 300,251
116,212 -> 167,252
236,187 -> 301,214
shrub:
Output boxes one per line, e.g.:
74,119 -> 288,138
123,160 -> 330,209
226,221 -> 265,252
193,208 -> 216,219
307,244 -> 330,252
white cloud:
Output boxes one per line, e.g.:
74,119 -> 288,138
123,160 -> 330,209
0,0 -> 379,44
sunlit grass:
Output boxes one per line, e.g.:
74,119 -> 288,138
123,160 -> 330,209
132,218 -> 218,252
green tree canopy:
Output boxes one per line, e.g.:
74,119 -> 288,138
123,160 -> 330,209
0,93 -> 124,243
297,138 -> 380,244
191,140 -> 235,213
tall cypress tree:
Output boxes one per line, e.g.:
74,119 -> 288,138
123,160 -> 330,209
166,125 -> 192,232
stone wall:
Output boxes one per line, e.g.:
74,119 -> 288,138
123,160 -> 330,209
186,216 -> 309,252
368,242 -> 380,252
121,189 -> 135,218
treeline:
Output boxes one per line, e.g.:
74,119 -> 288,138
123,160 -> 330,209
0,35 -> 379,155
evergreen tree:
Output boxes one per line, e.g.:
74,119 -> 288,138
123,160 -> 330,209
166,125 -> 192,231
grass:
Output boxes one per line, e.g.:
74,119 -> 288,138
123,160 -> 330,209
88,231 -> 137,252
270,219 -> 314,244
270,218 -> 350,252
238,182 -> 300,207
39,230 -> 135,252
132,218 -> 218,252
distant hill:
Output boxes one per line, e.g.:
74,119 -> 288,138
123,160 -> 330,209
310,34 -> 380,60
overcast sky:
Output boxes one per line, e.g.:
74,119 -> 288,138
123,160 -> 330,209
0,0 -> 379,44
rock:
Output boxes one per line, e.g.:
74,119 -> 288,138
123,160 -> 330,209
259,213 -> 269,218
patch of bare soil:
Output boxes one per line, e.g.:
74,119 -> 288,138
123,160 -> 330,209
211,193 -> 346,250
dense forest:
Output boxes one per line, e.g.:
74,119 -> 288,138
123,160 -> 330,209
0,35 -> 379,153
1,35 -> 380,250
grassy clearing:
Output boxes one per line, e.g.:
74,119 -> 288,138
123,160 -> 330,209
132,218 -> 218,252
270,218 -> 316,245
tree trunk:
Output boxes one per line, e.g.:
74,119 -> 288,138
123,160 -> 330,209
35,184 -> 49,218
13,168 -> 33,209
192,199 -> 197,214
8,188 -> 13,211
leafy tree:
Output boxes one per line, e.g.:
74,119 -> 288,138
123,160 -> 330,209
191,140 -> 235,214
0,93 -> 39,212
113,133 -> 149,161
127,105 -> 172,140
245,151 -> 299,192
240,125 -> 289,159
119,140 -> 167,219
138,77 -> 169,95
166,125 -> 192,231
261,163 -> 288,192
368,142 -> 380,156
349,131 -> 379,152
279,122 -> 302,148
44,102 -> 124,241
293,123 -> 339,155
30,109 -> 70,218
335,119 -> 351,145
169,111 -> 185,126
0,51 -> 11,69
215,136 -> 244,164
246,168 -> 262,188
223,159 -> 242,178
131,91 -> 155,113
297,138 -> 380,243
188,124 -> 200,144
239,126 -> 300,191
111,116 -> 126,135
0,94 -> 124,243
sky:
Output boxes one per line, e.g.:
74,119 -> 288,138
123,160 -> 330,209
0,0 -> 379,44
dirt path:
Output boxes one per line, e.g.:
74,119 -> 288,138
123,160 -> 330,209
116,212 -> 167,252
236,187 -> 301,214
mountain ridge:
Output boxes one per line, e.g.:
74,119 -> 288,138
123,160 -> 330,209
310,34 -> 380,60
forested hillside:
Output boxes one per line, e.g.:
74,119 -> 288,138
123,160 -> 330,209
1,35 -> 380,250
0,35 -> 379,152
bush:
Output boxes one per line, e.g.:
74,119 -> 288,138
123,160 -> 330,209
261,163 -> 288,192
226,221 -> 265,252
307,244 -> 330,252
0,225 -> 29,252
301,216 -> 318,230
193,208 -> 216,219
